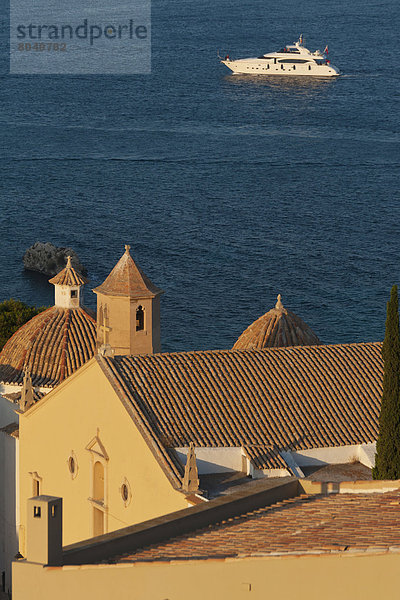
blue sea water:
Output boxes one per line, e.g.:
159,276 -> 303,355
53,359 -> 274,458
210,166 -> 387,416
0,0 -> 399,351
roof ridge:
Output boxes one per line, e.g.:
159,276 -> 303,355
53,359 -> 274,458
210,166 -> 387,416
59,309 -> 70,382
110,340 -> 382,363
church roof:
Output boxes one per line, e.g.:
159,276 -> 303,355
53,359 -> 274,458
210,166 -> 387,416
99,341 -> 383,475
0,306 -> 96,387
93,245 -> 163,299
119,489 -> 400,563
233,295 -> 322,350
48,256 -> 88,287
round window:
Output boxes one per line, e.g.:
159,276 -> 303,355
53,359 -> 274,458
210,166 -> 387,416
121,483 -> 129,502
68,456 -> 76,474
67,452 -> 78,479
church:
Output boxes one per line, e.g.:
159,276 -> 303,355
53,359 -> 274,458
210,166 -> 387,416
0,245 -> 385,594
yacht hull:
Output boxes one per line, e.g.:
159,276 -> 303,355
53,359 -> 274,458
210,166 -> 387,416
222,59 -> 340,77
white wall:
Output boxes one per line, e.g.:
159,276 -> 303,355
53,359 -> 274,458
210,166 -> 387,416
0,384 -> 51,396
0,395 -> 18,426
54,285 -> 81,309
282,443 -> 376,469
176,443 -> 377,478
176,447 -> 244,474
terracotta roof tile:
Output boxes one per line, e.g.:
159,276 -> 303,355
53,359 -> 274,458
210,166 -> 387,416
233,295 -> 321,350
120,491 -> 400,562
104,342 -> 383,469
48,256 -> 87,287
93,246 -> 163,299
0,306 -> 96,387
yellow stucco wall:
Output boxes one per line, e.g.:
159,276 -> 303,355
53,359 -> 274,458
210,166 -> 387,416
19,359 -> 187,550
13,551 -> 400,600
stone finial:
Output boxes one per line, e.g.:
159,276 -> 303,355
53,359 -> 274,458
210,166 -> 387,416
66,255 -> 72,269
98,343 -> 115,358
20,370 -> 35,412
275,294 -> 284,310
124,244 -> 131,254
182,442 -> 199,493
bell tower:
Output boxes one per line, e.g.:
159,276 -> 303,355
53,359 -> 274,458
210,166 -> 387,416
93,246 -> 163,356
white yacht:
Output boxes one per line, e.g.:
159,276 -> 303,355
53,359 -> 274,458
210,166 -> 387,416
220,35 -> 340,77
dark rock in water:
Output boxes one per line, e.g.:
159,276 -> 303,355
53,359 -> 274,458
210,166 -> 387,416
23,242 -> 87,277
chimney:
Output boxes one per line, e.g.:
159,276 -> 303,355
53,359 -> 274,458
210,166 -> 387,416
26,496 -> 62,565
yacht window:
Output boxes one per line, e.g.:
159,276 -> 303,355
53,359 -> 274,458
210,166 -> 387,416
293,65 -> 296,70
281,64 -> 284,69
278,59 -> 308,64
308,65 -> 311,70
278,47 -> 300,54
274,58 -> 277,64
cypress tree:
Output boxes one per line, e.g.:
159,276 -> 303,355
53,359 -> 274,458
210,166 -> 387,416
373,285 -> 400,479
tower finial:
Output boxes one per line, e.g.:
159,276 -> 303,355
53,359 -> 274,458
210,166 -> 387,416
124,244 -> 131,254
275,294 -> 284,310
182,442 -> 199,493
20,369 -> 35,412
66,255 -> 72,268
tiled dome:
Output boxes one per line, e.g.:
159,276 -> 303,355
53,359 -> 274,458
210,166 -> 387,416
0,306 -> 96,388
232,295 -> 322,350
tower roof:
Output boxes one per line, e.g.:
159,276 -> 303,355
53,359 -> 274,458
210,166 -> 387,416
93,245 -> 163,299
48,256 -> 88,287
0,306 -> 96,387
232,295 -> 321,350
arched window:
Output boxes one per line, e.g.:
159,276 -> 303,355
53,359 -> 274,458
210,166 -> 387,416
136,305 -> 144,331
86,434 -> 108,538
93,461 -> 104,502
